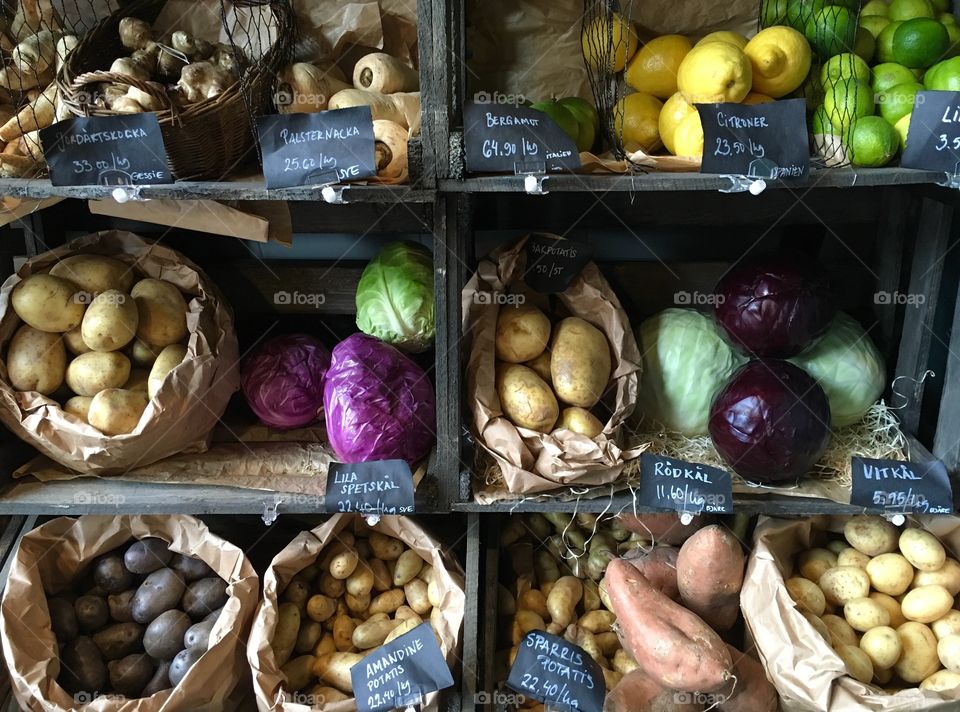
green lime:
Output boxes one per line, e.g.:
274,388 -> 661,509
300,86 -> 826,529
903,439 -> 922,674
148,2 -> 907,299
820,53 -> 871,88
829,0 -> 860,9
805,7 -> 858,56
876,20 -> 904,62
854,28 -> 877,62
944,20 -> 960,57
824,78 -> 876,128
878,81 -> 923,123
811,105 -> 833,133
791,64 -> 826,110
558,97 -> 599,152
861,15 -> 893,38
862,0 -> 891,14
889,0 -> 935,19
872,62 -> 920,91
931,0 -> 951,10
924,55 -> 960,88
941,11 -> 958,23
850,116 -> 900,166
761,0 -> 791,26
530,100 -> 581,144
893,18 -> 949,67
787,0 -> 828,29
895,112 -> 912,148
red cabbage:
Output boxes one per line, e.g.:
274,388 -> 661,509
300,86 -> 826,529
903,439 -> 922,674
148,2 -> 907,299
708,359 -> 831,484
240,334 -> 330,430
324,333 -> 436,464
714,252 -> 836,357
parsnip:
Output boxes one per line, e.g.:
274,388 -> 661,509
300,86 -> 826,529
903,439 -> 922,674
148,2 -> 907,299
275,63 -> 349,114
328,89 -> 420,131
0,82 -> 56,142
353,53 -> 419,93
0,154 -> 33,177
12,30 -> 56,75
0,65 -> 49,92
372,120 -> 408,180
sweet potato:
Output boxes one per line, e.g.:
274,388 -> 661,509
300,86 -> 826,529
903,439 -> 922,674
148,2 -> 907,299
624,546 -> 680,600
620,513 -> 709,545
605,559 -> 732,692
603,670 -> 704,712
676,525 -> 744,631
716,645 -> 777,712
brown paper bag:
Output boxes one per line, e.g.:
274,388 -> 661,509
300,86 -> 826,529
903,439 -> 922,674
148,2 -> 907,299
463,235 -> 644,495
0,230 -> 240,474
248,515 -> 465,711
743,515 -> 960,711
0,515 -> 259,712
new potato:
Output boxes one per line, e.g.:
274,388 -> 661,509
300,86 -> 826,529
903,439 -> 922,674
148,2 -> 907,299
844,516 -> 899,557
495,305 -> 550,363
787,577 -> 826,616
933,610 -> 960,640
63,326 -> 91,355
937,634 -> 960,672
920,669 -> 960,691
895,622 -> 941,683
860,626 -> 902,670
901,585 -> 954,624
88,388 -> 148,435
66,351 -> 131,396
147,344 -> 186,399
866,553 -> 914,596
130,338 -> 160,367
836,644 -> 874,684
131,278 -> 188,347
837,547 -> 871,569
900,529 -> 947,572
869,592 -> 907,628
819,566 -> 871,607
525,351 -> 552,383
550,317 -> 611,408
798,548 -> 838,582
81,289 -> 138,352
496,363 -> 558,432
554,406 -> 603,438
7,324 -> 64,394
822,614 -> 859,647
844,597 -> 890,632
49,254 -> 133,295
914,559 -> 960,596
12,273 -> 85,333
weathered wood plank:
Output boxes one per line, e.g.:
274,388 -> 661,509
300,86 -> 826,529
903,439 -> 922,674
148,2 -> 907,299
934,276 -> 960,473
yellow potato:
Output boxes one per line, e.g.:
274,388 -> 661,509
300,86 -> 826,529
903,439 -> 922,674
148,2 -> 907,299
902,585 -> 954,624
271,602 -> 301,667
7,324 -> 64,394
836,644 -> 874,684
825,540 -> 848,556
63,395 -> 92,422
130,338 -> 160,367
822,614 -> 859,647
145,343 -> 186,400
369,532 -> 403,561
844,516 -> 899,556
369,559 -> 391,591
352,617 -> 399,649
12,274 -> 85,333
802,611 -> 831,642
63,326 -> 90,355
124,369 -> 149,393
312,652 -> 363,694
579,610 -> 616,634
369,589 -> 405,615
845,597 -> 891,632
496,363 -> 558,432
895,622 -> 941,683
495,304 -> 550,363
513,610 -> 546,645
819,566 -> 871,607
346,564 -> 374,598
866,553 -> 915,596
933,610 -> 960,640
81,289 -> 138,352
66,351 -> 130,396
550,317 -> 611,408
525,351 -> 552,383
404,578 -> 431,615
900,528 -> 947,572
87,388 -> 148,435
328,549 -> 359,580
306,594 -> 337,623
938,633 -> 960,672
874,666 -> 893,685
131,278 -> 188,347
798,548 -> 838,582
394,606 -> 421,623
331,615 -> 355,652
313,633 -> 336,657
837,547 -> 871,569
860,626 -> 902,670
920,669 -> 960,691
49,254 -> 133,295
392,550 -> 423,586
870,592 -> 907,629
553,406 -> 604,438
914,559 -> 960,596
384,617 -> 420,645
787,577 -> 826,616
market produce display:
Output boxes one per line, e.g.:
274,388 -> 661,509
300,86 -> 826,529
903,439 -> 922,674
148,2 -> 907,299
529,96 -> 601,153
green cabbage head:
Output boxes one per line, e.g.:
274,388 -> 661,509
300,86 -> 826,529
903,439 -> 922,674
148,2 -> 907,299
356,242 -> 435,353
790,311 -> 885,427
636,308 -> 746,435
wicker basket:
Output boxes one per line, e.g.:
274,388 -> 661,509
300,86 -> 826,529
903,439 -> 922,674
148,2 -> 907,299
56,0 -> 294,181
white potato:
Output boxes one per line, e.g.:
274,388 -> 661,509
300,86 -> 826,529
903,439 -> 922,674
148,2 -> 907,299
844,516 -> 899,556
920,669 -> 960,692
860,626 -> 902,670
88,388 -> 148,435
147,344 -> 187,399
895,622 -> 941,683
866,553 -> 915,596
819,566 -> 871,607
938,634 -> 960,672
131,278 -> 188,347
63,395 -> 92,422
7,324 -> 64,394
63,326 -> 91,355
12,274 -> 85,333
933,610 -> 960,640
81,289 -> 138,352
65,351 -> 130,396
900,529 -> 947,572
836,644 -> 874,684
845,597 -> 891,632
914,559 -> 960,596
787,577 -> 826,616
798,548 -> 838,582
49,254 -> 133,295
822,614 -> 859,647
869,592 -> 907,629
837,547 -> 871,569
902,585 -> 954,624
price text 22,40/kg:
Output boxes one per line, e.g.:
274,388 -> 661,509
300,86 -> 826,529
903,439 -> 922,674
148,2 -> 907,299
713,137 -> 765,159
482,138 -> 539,159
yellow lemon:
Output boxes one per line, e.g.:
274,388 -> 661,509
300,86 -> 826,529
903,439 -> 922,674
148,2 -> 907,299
677,42 -> 752,103
613,92 -> 664,153
742,92 -> 776,104
895,111 -> 912,147
673,110 -> 704,157
582,12 -> 639,72
659,92 -> 697,153
625,35 -> 694,98
697,31 -> 749,49
744,26 -> 813,97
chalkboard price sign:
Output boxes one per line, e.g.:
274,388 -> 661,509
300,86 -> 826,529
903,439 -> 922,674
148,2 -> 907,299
507,630 -> 605,712
851,456 -> 953,515
257,106 -> 376,190
638,454 -> 734,515
325,459 -> 415,515
698,98 -> 808,179
463,100 -> 581,173
351,622 -> 454,712
524,234 -> 593,293
41,114 -> 172,187
901,90 -> 960,174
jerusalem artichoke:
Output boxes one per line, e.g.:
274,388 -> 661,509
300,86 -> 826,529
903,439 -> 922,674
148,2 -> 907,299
12,30 -> 57,76
110,57 -> 151,82
119,17 -> 153,52
178,61 -> 233,103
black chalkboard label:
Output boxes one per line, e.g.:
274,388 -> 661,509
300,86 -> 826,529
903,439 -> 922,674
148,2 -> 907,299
325,459 -> 415,515
351,622 -> 454,712
256,107 -> 376,190
901,91 -> 960,173
40,114 -> 172,186
698,98 -> 808,179
506,630 -> 604,712
524,234 -> 593,294
463,101 -> 581,174
638,454 -> 734,515
851,456 -> 953,515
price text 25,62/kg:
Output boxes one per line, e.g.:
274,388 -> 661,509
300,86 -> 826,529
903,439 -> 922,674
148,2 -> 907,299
283,154 -> 363,181
482,138 -> 539,159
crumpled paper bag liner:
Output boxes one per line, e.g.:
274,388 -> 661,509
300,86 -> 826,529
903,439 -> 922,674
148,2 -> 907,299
0,230 -> 240,475
463,235 -> 645,496
0,515 -> 259,712
248,514 -> 465,711
743,515 -> 960,711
